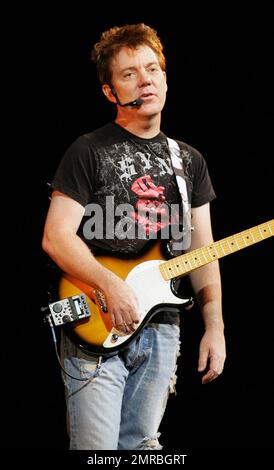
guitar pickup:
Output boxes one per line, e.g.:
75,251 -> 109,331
93,289 -> 108,313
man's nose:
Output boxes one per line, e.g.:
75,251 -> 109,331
138,70 -> 152,87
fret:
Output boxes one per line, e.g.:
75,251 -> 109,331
242,235 -> 248,247
160,263 -> 170,280
257,226 -> 264,240
261,225 -> 270,238
195,251 -> 203,266
212,244 -> 220,258
200,248 -> 211,264
215,243 -> 225,257
243,232 -> 253,246
175,260 -> 186,275
234,237 -> 240,250
179,260 -> 187,273
167,264 -> 174,277
182,258 -> 190,273
267,222 -> 273,235
186,257 -> 194,270
173,261 -> 181,276
181,256 -> 191,273
228,239 -> 235,252
207,245 -> 218,261
243,228 -> 261,245
226,239 -> 233,253
218,241 -> 227,256
168,263 -> 176,278
252,228 -> 262,242
248,230 -> 255,243
175,260 -> 183,275
242,230 -> 254,245
240,236 -> 248,247
191,254 -> 199,268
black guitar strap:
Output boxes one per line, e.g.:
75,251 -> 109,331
167,137 -> 193,253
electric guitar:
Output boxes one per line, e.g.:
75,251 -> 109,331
58,219 -> 273,355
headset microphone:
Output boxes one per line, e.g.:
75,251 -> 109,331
121,98 -> 144,107
110,85 -> 143,108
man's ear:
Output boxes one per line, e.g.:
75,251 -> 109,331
102,84 -> 117,103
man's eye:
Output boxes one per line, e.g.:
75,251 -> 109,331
124,71 -> 135,78
149,66 -> 159,73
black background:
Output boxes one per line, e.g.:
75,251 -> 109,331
4,4 -> 274,459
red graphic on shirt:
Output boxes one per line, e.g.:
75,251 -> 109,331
130,175 -> 170,235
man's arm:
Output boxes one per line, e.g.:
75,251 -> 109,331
185,203 -> 226,383
42,191 -> 139,331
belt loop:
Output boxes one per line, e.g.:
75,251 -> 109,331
97,356 -> 102,369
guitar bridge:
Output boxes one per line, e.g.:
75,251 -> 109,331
93,289 -> 108,313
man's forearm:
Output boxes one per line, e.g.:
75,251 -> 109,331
42,231 -> 116,291
189,260 -> 224,331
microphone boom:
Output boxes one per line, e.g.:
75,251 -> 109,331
120,98 -> 144,107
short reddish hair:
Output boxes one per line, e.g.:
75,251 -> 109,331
91,23 -> 166,84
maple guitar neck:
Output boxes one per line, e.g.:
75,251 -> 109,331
160,219 -> 274,281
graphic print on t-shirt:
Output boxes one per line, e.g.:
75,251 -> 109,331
130,175 -> 173,236
117,151 -> 173,183
109,146 -> 178,237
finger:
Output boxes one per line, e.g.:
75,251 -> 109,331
109,312 -> 115,327
201,369 -> 219,384
123,322 -> 130,334
115,322 -> 129,334
198,352 -> 208,372
127,323 -> 139,332
121,321 -> 136,333
111,311 -> 124,330
125,313 -> 140,327
123,304 -> 140,326
207,352 -> 220,371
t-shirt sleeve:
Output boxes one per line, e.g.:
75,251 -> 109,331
51,137 -> 96,207
191,149 -> 216,208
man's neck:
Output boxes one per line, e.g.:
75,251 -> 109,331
115,113 -> 161,139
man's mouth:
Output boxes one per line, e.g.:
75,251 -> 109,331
140,92 -> 155,99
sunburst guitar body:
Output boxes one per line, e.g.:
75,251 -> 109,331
59,241 -> 190,355
57,219 -> 273,355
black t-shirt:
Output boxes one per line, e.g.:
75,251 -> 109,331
52,122 -> 216,325
52,122 -> 215,253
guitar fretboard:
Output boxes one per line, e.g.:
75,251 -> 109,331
159,219 -> 274,281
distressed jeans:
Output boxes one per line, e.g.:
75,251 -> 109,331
61,323 -> 181,450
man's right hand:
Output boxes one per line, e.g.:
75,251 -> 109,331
104,275 -> 140,333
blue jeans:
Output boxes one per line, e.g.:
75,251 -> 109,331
61,323 -> 181,450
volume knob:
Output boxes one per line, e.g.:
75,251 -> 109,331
52,303 -> 63,313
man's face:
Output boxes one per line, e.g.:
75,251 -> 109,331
109,45 -> 167,115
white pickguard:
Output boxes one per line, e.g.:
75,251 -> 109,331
103,259 -> 188,349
